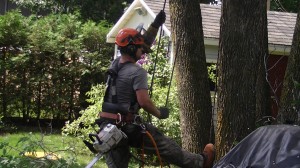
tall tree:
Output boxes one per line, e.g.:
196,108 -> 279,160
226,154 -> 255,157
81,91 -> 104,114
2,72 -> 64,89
216,0 -> 269,160
279,5 -> 300,125
0,10 -> 28,118
10,0 -> 134,23
79,21 -> 113,110
78,0 -> 131,23
169,0 -> 213,152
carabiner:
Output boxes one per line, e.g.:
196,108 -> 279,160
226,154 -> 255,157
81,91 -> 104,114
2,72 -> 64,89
116,113 -> 122,125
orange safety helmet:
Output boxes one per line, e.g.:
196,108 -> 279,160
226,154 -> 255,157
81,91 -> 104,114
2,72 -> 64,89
115,28 -> 144,47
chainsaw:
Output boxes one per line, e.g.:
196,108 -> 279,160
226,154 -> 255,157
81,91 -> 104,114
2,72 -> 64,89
83,124 -> 126,168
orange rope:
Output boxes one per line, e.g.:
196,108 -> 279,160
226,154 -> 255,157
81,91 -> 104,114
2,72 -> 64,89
144,130 -> 163,168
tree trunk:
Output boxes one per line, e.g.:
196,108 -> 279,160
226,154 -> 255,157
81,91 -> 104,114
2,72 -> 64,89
216,0 -> 269,160
37,80 -> 42,119
1,47 -> 7,117
26,86 -> 32,118
68,55 -> 77,120
21,68 -> 28,119
279,5 -> 300,125
68,76 -> 74,120
169,0 -> 213,152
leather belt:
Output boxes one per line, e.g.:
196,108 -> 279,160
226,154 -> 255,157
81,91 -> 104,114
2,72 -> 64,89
99,112 -> 136,124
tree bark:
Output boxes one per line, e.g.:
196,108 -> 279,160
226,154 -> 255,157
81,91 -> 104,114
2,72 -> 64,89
1,47 -> 7,117
21,68 -> 28,119
216,0 -> 269,160
169,0 -> 213,152
279,5 -> 300,125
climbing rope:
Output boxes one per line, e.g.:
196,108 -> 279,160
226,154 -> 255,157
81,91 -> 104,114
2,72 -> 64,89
148,0 -> 168,123
141,130 -> 163,168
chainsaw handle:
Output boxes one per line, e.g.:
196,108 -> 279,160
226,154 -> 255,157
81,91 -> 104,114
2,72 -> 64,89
89,133 -> 102,144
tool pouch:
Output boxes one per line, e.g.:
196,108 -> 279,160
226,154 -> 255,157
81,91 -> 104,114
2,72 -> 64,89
102,102 -> 129,114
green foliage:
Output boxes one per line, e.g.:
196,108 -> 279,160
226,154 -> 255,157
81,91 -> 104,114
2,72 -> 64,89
62,84 -> 105,138
0,131 -> 110,167
0,10 -> 29,47
150,85 -> 181,144
26,13 -> 85,119
11,0 -> 56,14
80,20 -> 113,75
0,132 -> 83,168
0,11 -> 113,120
0,116 -> 17,133
0,10 -> 30,118
141,37 -> 172,87
11,0 -> 133,23
139,37 -> 181,143
78,0 -> 129,23
208,64 -> 217,83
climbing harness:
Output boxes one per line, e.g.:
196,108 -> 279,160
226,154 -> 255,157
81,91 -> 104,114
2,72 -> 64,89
85,57 -> 166,167
99,111 -> 143,126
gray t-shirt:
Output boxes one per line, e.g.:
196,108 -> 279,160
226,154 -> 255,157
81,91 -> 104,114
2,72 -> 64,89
107,57 -> 148,111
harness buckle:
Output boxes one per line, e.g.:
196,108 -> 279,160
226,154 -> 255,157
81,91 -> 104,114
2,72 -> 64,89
134,115 -> 142,124
133,115 -> 146,130
116,113 -> 122,125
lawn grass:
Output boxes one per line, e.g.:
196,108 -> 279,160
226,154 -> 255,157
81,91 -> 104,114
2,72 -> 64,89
0,127 -> 177,168
0,128 -> 106,168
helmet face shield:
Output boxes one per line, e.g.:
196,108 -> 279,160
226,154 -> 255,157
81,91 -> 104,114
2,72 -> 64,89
115,28 -> 144,47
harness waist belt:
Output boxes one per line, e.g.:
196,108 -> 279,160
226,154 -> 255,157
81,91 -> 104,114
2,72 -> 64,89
100,112 -> 136,123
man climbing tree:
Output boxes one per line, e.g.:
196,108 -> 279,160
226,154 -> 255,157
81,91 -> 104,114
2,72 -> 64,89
216,0 -> 270,160
88,10 -> 215,168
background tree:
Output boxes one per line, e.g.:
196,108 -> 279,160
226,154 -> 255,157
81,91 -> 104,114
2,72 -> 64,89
279,4 -> 300,125
216,0 -> 269,160
0,11 -> 113,121
270,0 -> 300,12
26,14 -> 113,120
77,0 -> 131,23
10,0 -> 133,23
169,0 -> 213,152
79,20 -> 113,110
0,10 -> 29,118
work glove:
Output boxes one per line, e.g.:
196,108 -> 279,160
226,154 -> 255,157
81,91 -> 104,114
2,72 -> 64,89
159,107 -> 169,119
152,10 -> 166,28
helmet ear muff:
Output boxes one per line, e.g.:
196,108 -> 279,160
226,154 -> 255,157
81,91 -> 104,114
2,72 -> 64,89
126,45 -> 137,58
127,45 -> 136,55
119,45 -> 137,57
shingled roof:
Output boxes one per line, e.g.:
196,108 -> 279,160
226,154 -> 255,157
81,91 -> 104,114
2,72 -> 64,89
145,0 -> 297,46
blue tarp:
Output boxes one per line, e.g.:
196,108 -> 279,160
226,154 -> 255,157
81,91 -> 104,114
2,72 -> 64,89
213,125 -> 300,168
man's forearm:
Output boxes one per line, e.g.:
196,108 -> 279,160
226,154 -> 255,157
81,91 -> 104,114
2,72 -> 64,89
140,100 -> 161,118
136,89 -> 161,118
